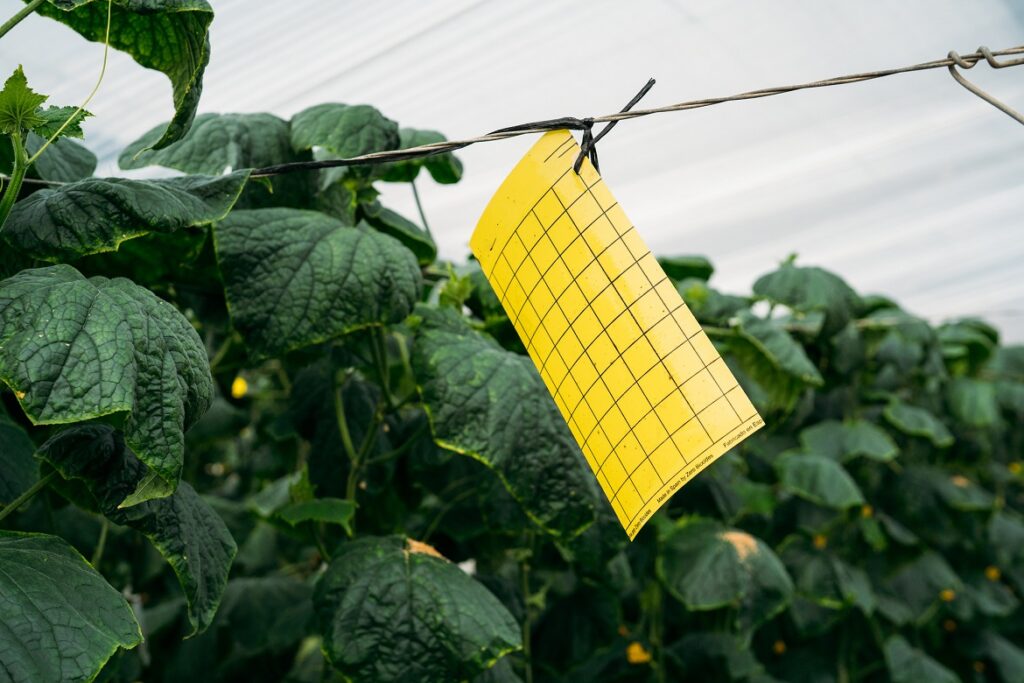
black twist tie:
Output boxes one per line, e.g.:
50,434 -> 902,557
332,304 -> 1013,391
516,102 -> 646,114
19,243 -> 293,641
573,78 -> 656,175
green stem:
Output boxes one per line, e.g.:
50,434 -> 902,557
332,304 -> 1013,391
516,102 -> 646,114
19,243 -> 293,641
91,518 -> 109,567
207,335 -> 234,374
370,327 -> 395,409
312,525 -> 332,562
0,131 -> 27,230
0,471 -> 55,523
333,374 -> 359,465
411,180 -> 432,238
0,0 -> 44,40
521,551 -> 534,683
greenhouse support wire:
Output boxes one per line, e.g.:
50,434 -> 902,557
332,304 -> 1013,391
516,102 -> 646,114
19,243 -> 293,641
247,44 -> 1024,178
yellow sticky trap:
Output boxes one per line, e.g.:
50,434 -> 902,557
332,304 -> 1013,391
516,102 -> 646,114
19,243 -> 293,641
471,130 -> 764,539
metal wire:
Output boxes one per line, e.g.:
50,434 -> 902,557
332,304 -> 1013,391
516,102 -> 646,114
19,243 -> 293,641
249,44 -> 1024,178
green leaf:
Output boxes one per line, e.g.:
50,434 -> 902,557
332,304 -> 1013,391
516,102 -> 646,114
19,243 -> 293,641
30,105 -> 90,139
412,305 -> 600,538
753,261 -> 861,333
658,255 -> 714,282
290,103 -> 399,179
2,172 -> 248,261
277,498 -> 355,533
980,632 -> 1024,683
0,411 -> 37,503
213,208 -> 422,358
781,539 -> 875,613
118,112 -> 314,209
658,518 -> 793,630
0,66 -> 46,135
36,0 -> 214,149
883,399 -> 954,447
799,419 -> 898,462
946,377 -> 999,428
877,552 -> 962,626
380,128 -> 463,184
0,531 -> 142,683
25,133 -> 96,181
313,535 -> 521,683
362,202 -> 437,265
883,636 -> 959,683
728,311 -> 823,411
38,425 -> 237,635
906,465 -> 994,511
0,265 -> 213,504
676,278 -> 747,324
777,453 -> 864,509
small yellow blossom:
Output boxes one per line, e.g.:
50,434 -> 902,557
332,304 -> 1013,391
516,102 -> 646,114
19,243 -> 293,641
985,566 -> 1001,582
617,625 -> 630,637
1009,462 -> 1022,475
973,661 -> 986,673
626,642 -> 652,664
943,619 -> 956,632
773,640 -> 786,655
813,534 -> 828,550
940,589 -> 956,602
230,376 -> 248,399
860,504 -> 874,518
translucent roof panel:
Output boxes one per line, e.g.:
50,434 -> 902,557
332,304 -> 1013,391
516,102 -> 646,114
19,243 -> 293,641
2,0 -> 1022,339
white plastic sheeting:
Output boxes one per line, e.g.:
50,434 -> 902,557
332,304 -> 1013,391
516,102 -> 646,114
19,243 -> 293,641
1,0 -> 1022,339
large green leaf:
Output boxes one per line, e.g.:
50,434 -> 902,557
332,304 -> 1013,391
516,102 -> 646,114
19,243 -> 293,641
379,127 -> 463,184
35,0 -> 214,149
799,419 -> 898,462
37,425 -> 236,634
117,112 -> 314,208
658,255 -> 714,283
676,278 -> 748,324
213,208 -> 421,358
0,265 -> 213,504
980,632 -> 1024,683
753,260 -> 861,333
290,103 -> 398,181
877,552 -> 962,625
946,377 -> 999,428
728,311 -> 823,412
883,399 -> 954,447
313,535 -> 521,683
0,531 -> 142,683
905,465 -> 994,512
2,172 -> 247,261
658,518 -> 793,631
412,305 -> 600,538
883,636 -> 959,683
0,411 -> 37,503
778,453 -> 864,509
781,539 -> 875,613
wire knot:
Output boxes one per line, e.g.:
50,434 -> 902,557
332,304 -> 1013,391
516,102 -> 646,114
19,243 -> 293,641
573,78 -> 656,175
947,46 -> 1024,125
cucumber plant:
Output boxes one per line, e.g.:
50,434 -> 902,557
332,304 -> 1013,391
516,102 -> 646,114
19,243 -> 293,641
0,3 -> 1022,682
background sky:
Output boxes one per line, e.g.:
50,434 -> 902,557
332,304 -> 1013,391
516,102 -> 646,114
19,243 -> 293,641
2,0 -> 1022,340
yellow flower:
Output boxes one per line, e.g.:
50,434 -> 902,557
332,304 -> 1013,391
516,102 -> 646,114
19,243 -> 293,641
626,642 -> 652,664
773,640 -> 787,655
939,589 -> 956,602
985,566 -> 1001,582
1009,462 -> 1022,475
617,625 -> 630,637
860,504 -> 874,518
230,376 -> 248,399
813,534 -> 828,550
943,619 -> 956,632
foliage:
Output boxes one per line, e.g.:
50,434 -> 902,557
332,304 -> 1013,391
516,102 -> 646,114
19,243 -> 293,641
0,6 -> 1022,683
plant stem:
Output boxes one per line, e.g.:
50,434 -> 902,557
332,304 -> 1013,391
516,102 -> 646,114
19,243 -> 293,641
520,533 -> 535,683
411,180 -> 432,238
370,327 -> 395,409
91,518 -> 109,566
0,131 -> 27,230
0,0 -> 44,40
0,471 -> 55,523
